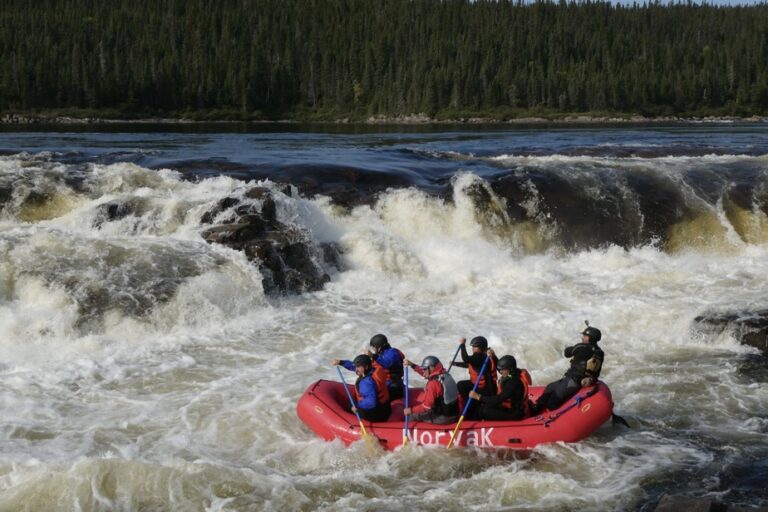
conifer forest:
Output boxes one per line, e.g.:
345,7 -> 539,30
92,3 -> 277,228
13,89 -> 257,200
1,0 -> 767,120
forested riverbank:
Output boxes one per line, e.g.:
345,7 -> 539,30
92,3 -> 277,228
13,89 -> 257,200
1,0 -> 768,121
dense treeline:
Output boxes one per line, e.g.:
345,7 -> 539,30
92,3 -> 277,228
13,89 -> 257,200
1,0 -> 768,119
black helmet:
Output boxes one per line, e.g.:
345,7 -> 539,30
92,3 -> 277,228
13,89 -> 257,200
352,354 -> 372,368
420,355 -> 441,369
497,355 -> 517,371
470,336 -> 488,351
369,334 -> 390,350
581,326 -> 602,343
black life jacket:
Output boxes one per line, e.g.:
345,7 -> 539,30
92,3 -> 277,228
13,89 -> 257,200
566,343 -> 604,381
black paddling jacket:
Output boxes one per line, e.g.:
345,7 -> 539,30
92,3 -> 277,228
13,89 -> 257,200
564,342 -> 604,381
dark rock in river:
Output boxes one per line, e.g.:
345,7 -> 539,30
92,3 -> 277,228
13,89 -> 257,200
319,242 -> 344,271
693,309 -> 768,352
654,495 -> 768,512
0,184 -> 14,209
488,169 -> 701,251
209,163 -> 425,210
171,155 -> 768,253
200,196 -> 240,224
276,165 -> 416,209
201,221 -> 266,245
93,198 -> 147,227
200,186 -> 338,295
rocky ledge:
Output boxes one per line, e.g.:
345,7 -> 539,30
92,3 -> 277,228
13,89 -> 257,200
693,309 -> 768,353
199,186 -> 343,295
654,495 -> 768,512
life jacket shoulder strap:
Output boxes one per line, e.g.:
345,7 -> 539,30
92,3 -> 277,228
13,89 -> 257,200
519,368 -> 534,417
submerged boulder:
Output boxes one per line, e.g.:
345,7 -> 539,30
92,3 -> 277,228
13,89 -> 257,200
92,198 -> 149,227
693,309 -> 768,352
200,187 -> 339,295
654,495 -> 768,512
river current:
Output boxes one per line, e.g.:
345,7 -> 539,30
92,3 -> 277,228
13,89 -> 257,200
0,123 -> 767,511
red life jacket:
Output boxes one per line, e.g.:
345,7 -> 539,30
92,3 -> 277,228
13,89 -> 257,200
469,356 -> 497,390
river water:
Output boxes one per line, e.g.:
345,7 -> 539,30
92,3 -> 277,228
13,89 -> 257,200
0,123 -> 767,511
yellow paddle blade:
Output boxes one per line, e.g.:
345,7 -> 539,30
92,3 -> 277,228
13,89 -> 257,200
361,431 -> 381,454
446,416 -> 466,448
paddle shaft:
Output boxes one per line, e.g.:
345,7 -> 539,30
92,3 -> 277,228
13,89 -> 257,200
403,366 -> 410,444
336,365 -> 368,437
446,345 -> 462,373
447,354 -> 491,448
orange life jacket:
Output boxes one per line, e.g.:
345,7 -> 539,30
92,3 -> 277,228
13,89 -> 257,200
496,376 -> 514,409
355,369 -> 389,406
496,368 -> 533,413
520,368 -> 533,417
355,367 -> 389,405
372,348 -> 404,385
372,367 -> 390,404
469,356 -> 497,390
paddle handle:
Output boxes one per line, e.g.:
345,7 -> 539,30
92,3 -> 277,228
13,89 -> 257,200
336,365 -> 368,436
447,354 -> 491,448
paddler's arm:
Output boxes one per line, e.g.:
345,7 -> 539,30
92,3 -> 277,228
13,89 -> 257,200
404,359 -> 427,378
331,359 -> 356,372
453,338 -> 470,368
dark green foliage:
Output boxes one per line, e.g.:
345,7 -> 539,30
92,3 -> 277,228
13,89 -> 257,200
1,0 -> 767,119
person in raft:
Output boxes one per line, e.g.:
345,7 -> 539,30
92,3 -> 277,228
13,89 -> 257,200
367,333 -> 405,401
469,355 -> 532,421
533,322 -> 605,413
453,336 -> 499,418
402,355 -> 460,425
332,354 -> 392,422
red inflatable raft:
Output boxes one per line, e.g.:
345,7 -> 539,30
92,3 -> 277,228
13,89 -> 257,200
297,379 -> 613,450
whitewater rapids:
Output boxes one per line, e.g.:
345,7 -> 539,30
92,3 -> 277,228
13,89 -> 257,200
0,126 -> 767,511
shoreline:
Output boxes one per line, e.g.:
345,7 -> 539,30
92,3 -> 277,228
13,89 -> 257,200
2,112 -> 767,126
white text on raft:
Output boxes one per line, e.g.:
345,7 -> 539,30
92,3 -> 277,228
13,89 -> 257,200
405,427 -> 495,447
